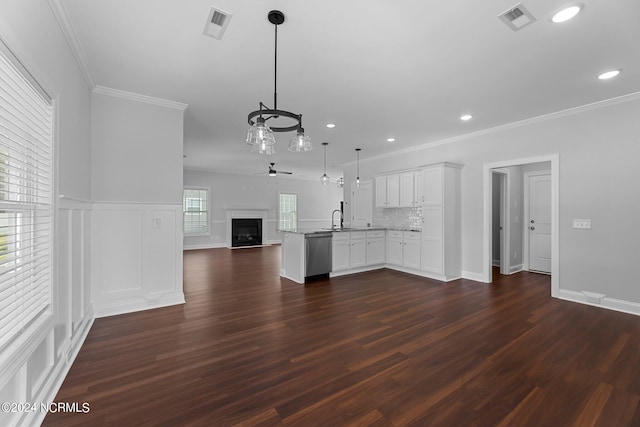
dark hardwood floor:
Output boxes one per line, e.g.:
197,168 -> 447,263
44,246 -> 640,426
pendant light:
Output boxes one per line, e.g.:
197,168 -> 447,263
320,142 -> 330,185
336,177 -> 344,188
355,148 -> 361,187
246,10 -> 312,154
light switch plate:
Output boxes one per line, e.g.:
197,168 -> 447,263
573,219 -> 591,229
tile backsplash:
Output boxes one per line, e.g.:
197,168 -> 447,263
373,206 -> 423,229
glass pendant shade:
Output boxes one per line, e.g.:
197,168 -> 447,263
246,117 -> 276,148
320,173 -> 330,185
337,177 -> 344,188
251,140 -> 276,155
288,128 -> 312,152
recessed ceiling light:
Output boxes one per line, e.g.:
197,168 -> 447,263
460,114 -> 473,121
326,123 -> 336,128
386,138 -> 396,143
598,69 -> 621,80
551,5 -> 582,23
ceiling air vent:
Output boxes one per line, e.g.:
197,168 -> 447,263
498,3 -> 537,31
203,7 -> 232,40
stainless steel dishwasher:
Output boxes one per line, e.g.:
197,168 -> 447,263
305,232 -> 332,277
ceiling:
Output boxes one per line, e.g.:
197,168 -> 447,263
60,0 -> 640,181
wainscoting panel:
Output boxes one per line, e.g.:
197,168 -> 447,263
91,203 -> 185,318
0,198 -> 95,427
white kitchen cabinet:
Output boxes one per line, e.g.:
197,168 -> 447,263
366,230 -> 386,265
332,231 -> 367,271
375,176 -> 387,208
420,162 -> 462,280
400,171 -> 422,207
375,174 -> 400,208
386,230 -> 420,268
349,232 -> 367,268
386,174 -> 400,207
332,232 -> 350,271
403,231 -> 421,269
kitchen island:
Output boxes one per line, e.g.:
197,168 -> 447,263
280,227 -> 402,284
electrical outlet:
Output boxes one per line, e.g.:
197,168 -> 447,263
573,219 -> 591,229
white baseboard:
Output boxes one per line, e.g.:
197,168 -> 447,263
183,240 -> 282,251
558,289 -> 640,317
27,310 -> 95,427
183,242 -> 227,250
93,292 -> 185,318
462,271 -> 486,282
509,264 -> 524,274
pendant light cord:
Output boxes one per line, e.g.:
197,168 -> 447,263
324,144 -> 327,173
274,24 -> 278,110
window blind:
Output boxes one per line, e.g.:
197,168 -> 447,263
183,188 -> 208,234
279,193 -> 297,231
0,45 -> 53,351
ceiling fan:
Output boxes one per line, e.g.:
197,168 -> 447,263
260,163 -> 292,176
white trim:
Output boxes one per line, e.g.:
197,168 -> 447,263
47,0 -> 95,89
509,264 -> 524,274
343,91 -> 640,167
523,170 -> 552,272
26,311 -> 94,427
558,290 -> 640,317
93,292 -> 185,318
93,85 -> 188,111
483,154 -> 559,298
183,243 -> 228,250
462,271 -> 487,282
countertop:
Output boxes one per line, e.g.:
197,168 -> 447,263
280,227 -> 421,235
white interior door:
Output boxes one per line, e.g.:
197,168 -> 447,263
528,174 -> 551,273
352,180 -> 372,227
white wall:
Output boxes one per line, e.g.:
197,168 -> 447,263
91,92 -> 185,317
343,95 -> 640,313
183,170 -> 343,249
0,1 -> 93,426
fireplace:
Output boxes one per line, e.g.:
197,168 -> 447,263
231,218 -> 262,247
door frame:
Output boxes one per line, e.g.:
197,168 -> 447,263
492,171 -> 510,275
482,154 -> 559,297
523,170 -> 551,272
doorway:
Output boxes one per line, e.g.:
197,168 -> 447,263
483,154 -> 559,298
492,171 -> 509,276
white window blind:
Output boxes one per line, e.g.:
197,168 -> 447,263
0,44 -> 53,351
183,188 -> 208,234
279,193 -> 297,231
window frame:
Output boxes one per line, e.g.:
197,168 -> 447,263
0,37 -> 56,371
183,186 -> 210,236
278,192 -> 298,232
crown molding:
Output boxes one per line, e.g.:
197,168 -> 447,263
93,86 -> 189,111
47,0 -> 95,89
344,90 -> 640,166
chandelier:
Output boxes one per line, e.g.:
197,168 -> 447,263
246,10 -> 312,154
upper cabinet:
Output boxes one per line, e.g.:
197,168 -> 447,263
375,174 -> 399,208
375,170 -> 422,208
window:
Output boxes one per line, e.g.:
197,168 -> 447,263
0,42 -> 54,351
183,188 -> 209,234
279,193 -> 297,232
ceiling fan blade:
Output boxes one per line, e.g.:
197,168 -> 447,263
278,170 -> 293,175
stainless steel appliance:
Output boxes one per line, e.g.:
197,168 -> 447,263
305,232 -> 332,277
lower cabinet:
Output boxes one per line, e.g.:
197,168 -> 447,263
349,232 -> 367,268
387,230 -> 421,269
366,230 -> 386,265
332,233 -> 351,271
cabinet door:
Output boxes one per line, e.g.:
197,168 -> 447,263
403,239 -> 421,269
386,174 -> 400,207
332,237 -> 350,271
375,176 -> 387,208
421,206 -> 443,273
386,237 -> 403,266
366,238 -> 385,265
422,166 -> 443,205
350,238 -> 367,268
399,172 -> 415,207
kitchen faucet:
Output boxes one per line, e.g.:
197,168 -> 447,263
331,209 -> 343,230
